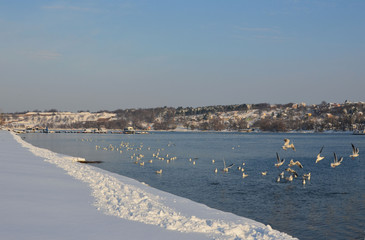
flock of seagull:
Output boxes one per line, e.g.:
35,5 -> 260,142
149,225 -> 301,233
81,136 -> 360,186
273,139 -> 360,185
93,139 -> 180,175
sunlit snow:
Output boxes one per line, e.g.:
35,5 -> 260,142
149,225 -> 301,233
0,130 -> 296,240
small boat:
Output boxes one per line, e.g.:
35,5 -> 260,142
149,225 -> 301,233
123,127 -> 136,134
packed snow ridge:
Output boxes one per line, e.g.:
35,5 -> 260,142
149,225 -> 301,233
11,132 -> 296,240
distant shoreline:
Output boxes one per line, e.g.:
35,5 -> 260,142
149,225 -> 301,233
9,127 -> 356,135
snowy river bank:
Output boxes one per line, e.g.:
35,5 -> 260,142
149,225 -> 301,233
0,130 -> 296,240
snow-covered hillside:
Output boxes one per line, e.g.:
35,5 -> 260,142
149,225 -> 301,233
3,101 -> 363,131
4,111 -> 117,129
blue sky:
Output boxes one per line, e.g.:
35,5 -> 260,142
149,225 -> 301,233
1,0 -> 364,112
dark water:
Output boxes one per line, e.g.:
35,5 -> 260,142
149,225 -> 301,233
22,132 -> 365,240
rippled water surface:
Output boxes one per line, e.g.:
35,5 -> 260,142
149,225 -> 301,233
23,132 -> 365,240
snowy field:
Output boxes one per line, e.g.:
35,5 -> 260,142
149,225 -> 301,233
0,130 -> 296,240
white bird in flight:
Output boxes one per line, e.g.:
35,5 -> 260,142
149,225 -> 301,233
303,172 -> 311,181
285,168 -> 298,178
288,159 -> 303,168
275,152 -> 285,167
282,138 -> 296,151
315,146 -> 325,163
223,158 -> 234,172
331,152 -> 343,168
350,143 -> 359,158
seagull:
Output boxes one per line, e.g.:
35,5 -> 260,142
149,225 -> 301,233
303,172 -> 311,181
285,168 -> 299,178
223,158 -> 234,172
275,152 -> 285,167
282,138 -> 296,151
242,172 -> 248,178
350,143 -> 359,158
331,152 -> 343,168
156,169 -> 162,174
288,159 -> 303,168
276,176 -> 281,182
261,171 -> 267,176
214,168 -> 218,173
302,176 -> 306,185
285,175 -> 294,182
315,146 -> 325,163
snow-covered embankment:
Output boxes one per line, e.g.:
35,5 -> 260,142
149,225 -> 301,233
1,130 -> 297,240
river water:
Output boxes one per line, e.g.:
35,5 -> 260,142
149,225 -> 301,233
22,132 -> 365,240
